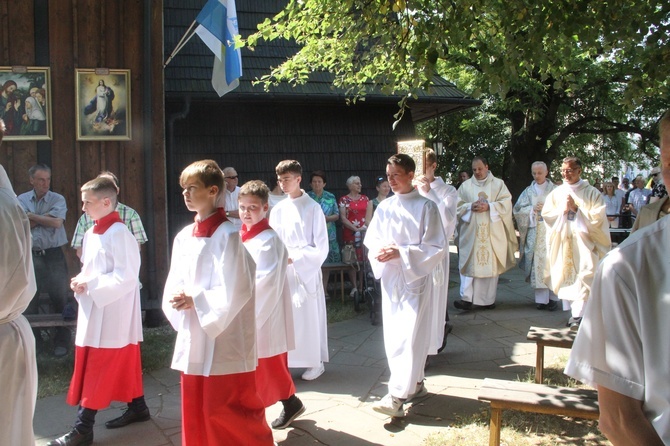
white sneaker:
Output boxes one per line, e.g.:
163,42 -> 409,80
406,381 -> 428,403
301,363 -> 325,381
372,393 -> 405,417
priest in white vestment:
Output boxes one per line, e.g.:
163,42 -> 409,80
454,156 -> 517,310
0,159 -> 38,446
416,149 -> 457,354
365,154 -> 447,418
541,156 -> 610,329
269,160 -> 329,381
513,161 -> 558,310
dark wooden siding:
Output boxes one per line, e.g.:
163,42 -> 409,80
166,100 -> 415,237
0,0 -> 168,304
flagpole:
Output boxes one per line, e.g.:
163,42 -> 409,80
164,20 -> 198,68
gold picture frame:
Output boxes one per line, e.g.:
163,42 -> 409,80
0,66 -> 52,141
397,139 -> 427,174
75,68 -> 131,141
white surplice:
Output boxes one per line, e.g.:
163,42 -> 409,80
541,180 -> 610,315
163,221 -> 257,376
418,177 -> 457,354
0,164 -> 38,446
243,228 -> 295,359
269,191 -> 329,368
364,189 -> 446,398
74,222 -> 143,348
457,173 -> 517,305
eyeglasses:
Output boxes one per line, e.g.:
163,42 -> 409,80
225,176 -> 238,180
560,169 -> 577,174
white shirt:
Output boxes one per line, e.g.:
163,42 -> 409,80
566,216 -> 670,442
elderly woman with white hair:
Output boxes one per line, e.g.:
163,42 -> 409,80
338,175 -> 373,304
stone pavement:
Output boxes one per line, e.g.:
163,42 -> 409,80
35,250 -> 572,445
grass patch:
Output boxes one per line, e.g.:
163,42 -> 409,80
326,293 -> 361,324
37,325 -> 177,399
423,355 -> 610,446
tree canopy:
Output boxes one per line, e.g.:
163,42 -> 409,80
246,0 -> 670,196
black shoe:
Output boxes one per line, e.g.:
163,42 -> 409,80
479,303 -> 496,310
105,407 -> 150,429
46,429 -> 93,446
453,300 -> 472,311
547,300 -> 559,311
437,322 -> 453,354
271,396 -> 305,429
536,303 -> 548,310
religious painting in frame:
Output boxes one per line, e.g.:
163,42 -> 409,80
0,66 -> 52,141
397,139 -> 427,174
75,68 -> 131,141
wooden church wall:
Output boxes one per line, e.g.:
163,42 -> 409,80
166,99 -> 416,238
0,0 -> 169,304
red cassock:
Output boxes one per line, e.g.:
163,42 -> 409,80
67,344 -> 143,410
255,353 -> 295,407
181,371 -> 273,445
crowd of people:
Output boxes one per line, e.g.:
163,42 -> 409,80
2,110 -> 670,445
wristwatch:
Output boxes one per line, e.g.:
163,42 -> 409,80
225,211 -> 230,217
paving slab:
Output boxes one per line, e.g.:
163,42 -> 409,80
35,250 -> 578,445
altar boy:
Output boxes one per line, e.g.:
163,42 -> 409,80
239,180 -> 305,429
162,160 -> 273,445
47,176 -> 148,446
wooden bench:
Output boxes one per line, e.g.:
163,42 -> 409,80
321,262 -> 356,303
25,313 -> 77,328
478,378 -> 599,446
527,326 -> 576,384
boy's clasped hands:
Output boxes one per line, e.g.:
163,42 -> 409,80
170,291 -> 194,311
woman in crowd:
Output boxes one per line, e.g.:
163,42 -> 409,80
339,176 -> 372,303
266,177 -> 286,214
371,176 -> 390,214
602,181 -> 622,229
307,170 -> 340,298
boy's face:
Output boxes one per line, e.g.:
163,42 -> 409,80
277,172 -> 301,195
181,177 -> 218,214
238,195 -> 268,229
386,163 -> 414,194
81,190 -> 111,221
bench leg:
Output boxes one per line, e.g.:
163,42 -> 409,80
340,270 -> 345,303
535,344 -> 545,384
489,407 -> 501,446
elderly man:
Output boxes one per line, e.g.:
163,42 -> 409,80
513,161 -> 558,310
565,110 -> 670,445
221,166 -> 242,229
626,176 -> 651,216
0,121 -> 38,446
17,163 -> 71,357
454,156 -> 517,310
541,156 -> 610,329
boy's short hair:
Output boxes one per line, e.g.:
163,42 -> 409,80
387,153 -> 415,173
239,180 -> 269,204
179,159 -> 224,192
98,170 -> 120,190
426,148 -> 437,165
81,176 -> 119,207
275,160 -> 302,176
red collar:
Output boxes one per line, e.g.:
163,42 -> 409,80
93,211 -> 123,234
240,218 -> 271,242
192,208 -> 228,237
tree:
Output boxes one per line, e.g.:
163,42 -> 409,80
246,0 -> 670,197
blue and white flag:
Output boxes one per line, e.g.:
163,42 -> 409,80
195,0 -> 242,96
